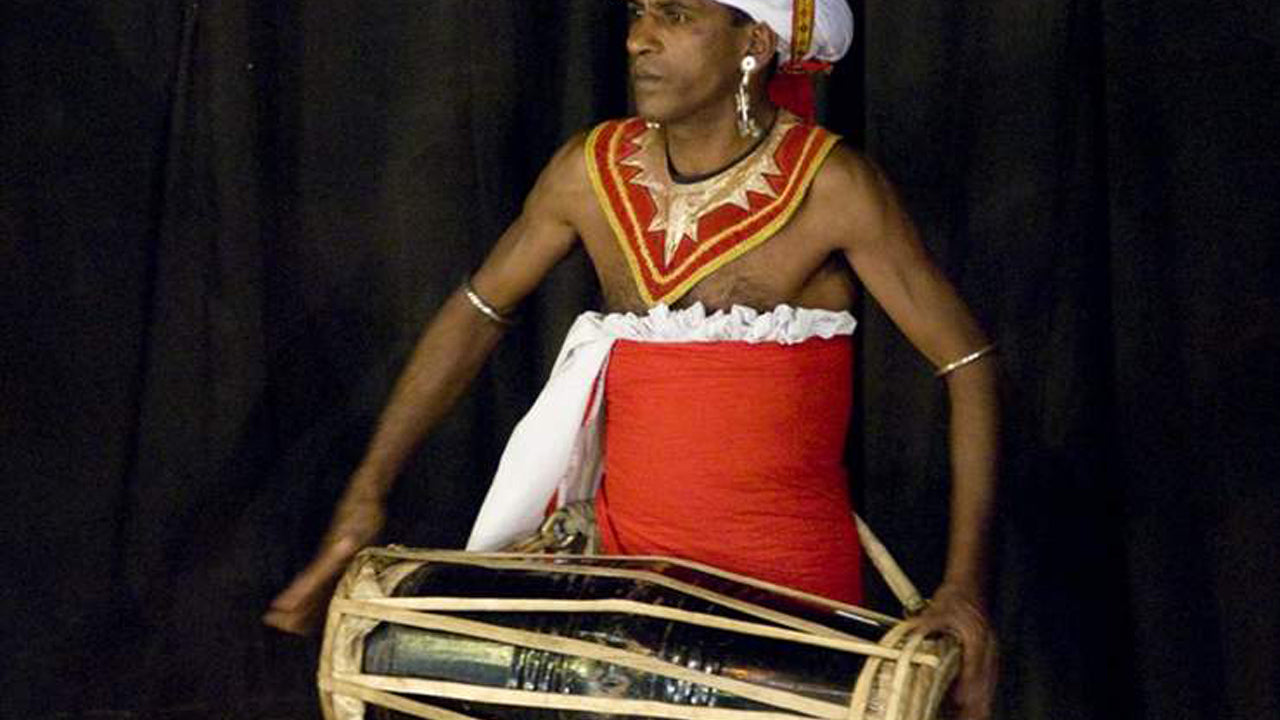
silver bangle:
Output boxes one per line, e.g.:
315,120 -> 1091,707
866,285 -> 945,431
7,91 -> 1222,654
462,277 -> 515,326
934,343 -> 997,378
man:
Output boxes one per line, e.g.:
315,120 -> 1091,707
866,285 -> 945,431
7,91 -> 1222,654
266,1 -> 999,717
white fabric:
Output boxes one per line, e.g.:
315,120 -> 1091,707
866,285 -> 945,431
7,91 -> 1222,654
465,302 -> 856,551
718,0 -> 854,65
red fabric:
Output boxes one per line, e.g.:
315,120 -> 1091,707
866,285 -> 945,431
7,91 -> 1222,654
586,118 -> 838,306
596,337 -> 862,604
767,61 -> 832,125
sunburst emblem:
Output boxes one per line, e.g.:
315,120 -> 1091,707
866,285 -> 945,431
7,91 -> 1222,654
620,127 -> 784,268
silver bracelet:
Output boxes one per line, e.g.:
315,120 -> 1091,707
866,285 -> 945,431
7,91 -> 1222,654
462,277 -> 515,326
934,343 -> 997,378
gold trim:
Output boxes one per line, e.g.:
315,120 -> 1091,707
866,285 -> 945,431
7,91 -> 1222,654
605,122 -> 663,303
650,125 -> 799,277
626,123 -> 793,283
654,131 -> 838,304
585,122 -> 656,304
791,0 -> 816,64
587,118 -> 841,307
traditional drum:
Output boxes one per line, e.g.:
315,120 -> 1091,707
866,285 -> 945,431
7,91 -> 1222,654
319,548 -> 959,720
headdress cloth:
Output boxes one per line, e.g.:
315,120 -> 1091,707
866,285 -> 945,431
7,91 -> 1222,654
716,0 -> 854,123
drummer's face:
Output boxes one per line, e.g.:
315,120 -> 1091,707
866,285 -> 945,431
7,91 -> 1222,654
626,0 -> 751,125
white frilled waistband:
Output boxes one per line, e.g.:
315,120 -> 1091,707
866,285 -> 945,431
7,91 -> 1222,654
465,303 -> 857,551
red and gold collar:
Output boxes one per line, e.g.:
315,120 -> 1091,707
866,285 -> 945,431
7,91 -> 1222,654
586,112 -> 839,307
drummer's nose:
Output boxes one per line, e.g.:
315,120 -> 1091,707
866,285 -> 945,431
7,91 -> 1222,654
626,7 -> 662,57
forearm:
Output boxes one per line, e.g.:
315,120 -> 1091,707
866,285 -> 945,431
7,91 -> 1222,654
940,358 -> 1000,600
347,288 -> 508,499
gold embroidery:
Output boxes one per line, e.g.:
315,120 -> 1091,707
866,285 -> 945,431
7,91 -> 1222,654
620,122 -> 787,268
791,0 -> 816,64
586,112 -> 840,307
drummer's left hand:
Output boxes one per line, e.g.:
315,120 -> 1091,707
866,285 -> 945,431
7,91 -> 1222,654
912,582 -> 998,720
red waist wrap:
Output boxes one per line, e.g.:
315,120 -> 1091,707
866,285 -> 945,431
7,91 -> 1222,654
596,337 -> 862,604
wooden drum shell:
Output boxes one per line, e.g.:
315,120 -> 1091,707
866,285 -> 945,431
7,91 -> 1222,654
319,548 -> 959,720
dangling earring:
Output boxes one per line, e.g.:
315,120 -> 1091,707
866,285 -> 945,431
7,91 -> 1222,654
735,55 -> 761,139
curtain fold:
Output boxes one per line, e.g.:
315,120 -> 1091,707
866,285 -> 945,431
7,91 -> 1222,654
859,2 -> 1132,718
1,0 -> 1275,717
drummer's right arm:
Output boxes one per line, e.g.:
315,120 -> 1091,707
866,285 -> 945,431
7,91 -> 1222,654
263,134 -> 587,635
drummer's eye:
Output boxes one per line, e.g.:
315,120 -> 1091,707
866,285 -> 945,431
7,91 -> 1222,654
659,3 -> 692,24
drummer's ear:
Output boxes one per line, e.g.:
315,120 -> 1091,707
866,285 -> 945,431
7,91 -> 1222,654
743,20 -> 777,64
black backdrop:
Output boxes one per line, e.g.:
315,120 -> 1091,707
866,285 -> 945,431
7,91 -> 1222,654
2,1 -> 1277,718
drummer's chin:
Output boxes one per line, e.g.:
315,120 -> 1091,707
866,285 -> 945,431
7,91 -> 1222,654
631,88 -> 672,125
635,107 -> 675,130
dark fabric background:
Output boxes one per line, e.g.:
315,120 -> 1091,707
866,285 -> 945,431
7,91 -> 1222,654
2,1 -> 1276,718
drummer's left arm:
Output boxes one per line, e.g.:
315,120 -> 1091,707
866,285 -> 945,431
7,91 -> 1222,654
813,145 -> 1000,720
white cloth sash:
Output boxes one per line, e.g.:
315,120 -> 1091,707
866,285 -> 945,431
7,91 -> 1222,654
465,303 -> 857,551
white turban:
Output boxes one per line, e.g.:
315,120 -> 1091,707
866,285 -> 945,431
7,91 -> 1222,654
717,0 -> 854,66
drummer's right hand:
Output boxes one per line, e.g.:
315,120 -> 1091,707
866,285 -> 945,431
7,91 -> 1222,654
263,489 -> 386,635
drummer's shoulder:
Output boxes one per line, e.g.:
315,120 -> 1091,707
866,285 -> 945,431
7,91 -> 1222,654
811,143 -> 895,209
806,143 -> 910,244
539,116 -> 649,191
527,129 -> 598,210
518,132 -> 596,232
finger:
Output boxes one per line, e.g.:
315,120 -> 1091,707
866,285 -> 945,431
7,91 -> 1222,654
262,607 -> 318,636
933,623 -> 978,713
905,612 -> 952,638
971,634 -> 999,715
271,537 -> 360,610
264,572 -> 339,636
956,633 -> 998,719
262,608 -> 300,633
957,631 -> 986,695
901,616 -> 972,716
898,617 -> 946,646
